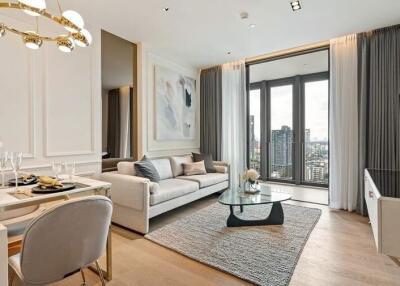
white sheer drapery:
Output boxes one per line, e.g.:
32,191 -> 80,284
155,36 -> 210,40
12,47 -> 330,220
329,34 -> 359,211
221,60 -> 247,188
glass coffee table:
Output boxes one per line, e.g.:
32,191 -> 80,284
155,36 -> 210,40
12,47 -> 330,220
218,186 -> 292,227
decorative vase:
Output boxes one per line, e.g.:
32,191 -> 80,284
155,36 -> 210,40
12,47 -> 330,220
244,180 -> 258,193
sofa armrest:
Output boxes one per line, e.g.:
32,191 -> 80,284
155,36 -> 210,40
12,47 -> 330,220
215,165 -> 228,174
214,161 -> 230,173
213,161 -> 230,167
100,172 -> 150,211
213,161 -> 231,187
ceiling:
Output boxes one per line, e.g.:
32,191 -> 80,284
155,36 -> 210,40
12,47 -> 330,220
2,0 -> 400,69
250,50 -> 328,83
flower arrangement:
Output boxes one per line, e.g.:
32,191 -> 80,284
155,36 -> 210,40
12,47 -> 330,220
242,169 -> 260,184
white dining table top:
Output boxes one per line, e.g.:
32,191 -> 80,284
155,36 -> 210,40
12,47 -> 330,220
0,176 -> 111,210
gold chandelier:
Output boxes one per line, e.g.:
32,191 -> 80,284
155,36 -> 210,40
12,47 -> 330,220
0,0 -> 92,52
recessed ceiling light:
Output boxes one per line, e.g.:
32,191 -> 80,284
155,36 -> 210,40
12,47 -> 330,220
290,0 -> 301,11
163,7 -> 170,12
249,24 -> 256,28
240,12 -> 249,20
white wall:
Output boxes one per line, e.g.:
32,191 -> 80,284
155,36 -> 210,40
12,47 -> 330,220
0,12 -> 202,177
137,45 -> 201,158
0,14 -> 102,177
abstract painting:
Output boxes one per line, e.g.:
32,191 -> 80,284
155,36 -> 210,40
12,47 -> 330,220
155,65 -> 197,140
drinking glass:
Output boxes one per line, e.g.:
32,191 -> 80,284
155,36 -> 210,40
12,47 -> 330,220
64,162 -> 75,182
52,162 -> 63,180
10,152 -> 23,189
0,152 -> 8,187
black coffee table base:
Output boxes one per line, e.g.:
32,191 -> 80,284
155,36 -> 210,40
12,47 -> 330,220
226,202 -> 284,227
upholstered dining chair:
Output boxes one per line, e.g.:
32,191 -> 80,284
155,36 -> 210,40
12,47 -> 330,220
8,196 -> 113,286
0,206 -> 42,237
1,206 -> 44,257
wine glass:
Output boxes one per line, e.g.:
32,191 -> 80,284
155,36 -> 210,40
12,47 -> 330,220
10,152 -> 23,189
0,152 -> 8,187
64,162 -> 75,183
52,162 -> 63,180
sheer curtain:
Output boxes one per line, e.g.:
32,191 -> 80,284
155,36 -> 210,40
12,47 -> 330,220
221,60 -> 247,188
329,34 -> 359,211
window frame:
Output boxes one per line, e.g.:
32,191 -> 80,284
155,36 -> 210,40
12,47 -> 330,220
246,49 -> 330,188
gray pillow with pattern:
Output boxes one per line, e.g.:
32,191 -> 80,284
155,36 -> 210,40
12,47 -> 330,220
134,156 -> 161,182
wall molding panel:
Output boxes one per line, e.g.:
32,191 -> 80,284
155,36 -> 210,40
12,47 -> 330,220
0,15 -> 37,159
43,45 -> 96,157
0,14 -> 102,176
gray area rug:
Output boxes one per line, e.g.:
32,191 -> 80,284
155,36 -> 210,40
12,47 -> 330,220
145,202 -> 321,286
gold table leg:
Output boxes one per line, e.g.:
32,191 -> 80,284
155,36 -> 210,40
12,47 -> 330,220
89,187 -> 112,281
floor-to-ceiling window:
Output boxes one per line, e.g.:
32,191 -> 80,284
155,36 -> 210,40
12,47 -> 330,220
249,88 -> 261,173
269,83 -> 293,181
247,49 -> 329,190
303,77 -> 329,185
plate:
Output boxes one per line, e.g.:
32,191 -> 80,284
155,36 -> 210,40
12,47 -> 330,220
8,176 -> 38,186
31,183 -> 76,194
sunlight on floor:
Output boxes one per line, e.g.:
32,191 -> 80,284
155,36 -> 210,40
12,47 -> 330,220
261,182 -> 329,205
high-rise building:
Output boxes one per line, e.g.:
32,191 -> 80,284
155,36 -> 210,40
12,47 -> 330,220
271,125 -> 293,178
249,115 -> 260,172
250,116 -> 255,159
305,129 -> 311,154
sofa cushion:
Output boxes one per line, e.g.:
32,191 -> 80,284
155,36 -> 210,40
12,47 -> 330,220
150,158 -> 174,180
177,173 -> 229,188
149,182 -> 160,195
192,153 -> 216,173
150,179 -> 199,206
183,161 -> 207,176
117,161 -> 136,176
135,156 -> 160,182
170,155 -> 193,177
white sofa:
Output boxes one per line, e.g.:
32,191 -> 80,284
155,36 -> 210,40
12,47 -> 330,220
100,155 -> 230,234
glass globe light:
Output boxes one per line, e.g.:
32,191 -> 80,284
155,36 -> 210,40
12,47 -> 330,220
72,28 -> 92,47
23,31 -> 42,50
57,37 -> 75,53
18,0 -> 46,16
62,10 -> 84,33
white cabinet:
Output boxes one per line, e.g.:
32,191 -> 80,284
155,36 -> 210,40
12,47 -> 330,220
365,169 -> 400,258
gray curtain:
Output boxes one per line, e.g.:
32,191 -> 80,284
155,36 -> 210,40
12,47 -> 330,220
107,89 -> 121,158
357,25 -> 400,215
200,67 -> 222,160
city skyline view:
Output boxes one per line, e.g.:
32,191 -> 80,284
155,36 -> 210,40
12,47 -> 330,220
249,78 -> 329,185
250,79 -> 329,142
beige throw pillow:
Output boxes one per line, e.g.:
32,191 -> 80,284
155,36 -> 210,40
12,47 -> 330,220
183,161 -> 207,176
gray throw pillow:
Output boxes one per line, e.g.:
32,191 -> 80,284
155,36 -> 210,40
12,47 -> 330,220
134,156 -> 161,182
192,153 -> 216,173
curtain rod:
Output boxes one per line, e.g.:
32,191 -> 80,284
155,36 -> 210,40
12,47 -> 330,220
245,40 -> 330,65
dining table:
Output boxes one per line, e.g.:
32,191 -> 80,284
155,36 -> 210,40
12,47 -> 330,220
0,175 -> 112,286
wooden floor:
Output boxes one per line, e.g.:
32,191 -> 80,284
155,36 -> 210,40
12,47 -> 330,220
55,195 -> 400,286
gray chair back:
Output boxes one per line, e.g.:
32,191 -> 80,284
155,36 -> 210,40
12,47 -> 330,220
19,196 -> 112,285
